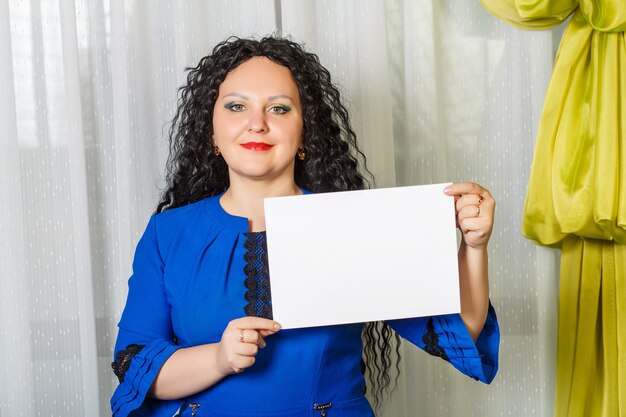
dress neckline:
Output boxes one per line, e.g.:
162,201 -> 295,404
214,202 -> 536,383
204,189 -> 310,232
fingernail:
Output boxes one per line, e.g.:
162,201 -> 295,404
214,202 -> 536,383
444,187 -> 451,193
273,323 -> 281,330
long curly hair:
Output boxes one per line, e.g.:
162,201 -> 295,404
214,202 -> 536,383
157,36 -> 401,410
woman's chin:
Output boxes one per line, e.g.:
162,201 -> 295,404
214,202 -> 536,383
228,161 -> 296,183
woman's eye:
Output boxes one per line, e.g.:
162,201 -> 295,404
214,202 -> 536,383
269,105 -> 291,114
224,103 -> 245,112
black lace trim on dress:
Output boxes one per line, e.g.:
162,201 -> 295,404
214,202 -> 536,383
111,344 -> 145,383
243,232 -> 273,319
422,318 -> 449,362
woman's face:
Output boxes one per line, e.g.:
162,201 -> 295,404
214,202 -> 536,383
212,57 -> 304,184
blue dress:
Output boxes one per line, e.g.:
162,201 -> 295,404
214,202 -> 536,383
111,194 -> 499,417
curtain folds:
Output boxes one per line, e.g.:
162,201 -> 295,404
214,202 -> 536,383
522,9 -> 626,246
481,0 -> 578,30
559,238 -> 626,417
481,0 -> 625,415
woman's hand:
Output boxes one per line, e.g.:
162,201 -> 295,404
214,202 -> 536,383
148,317 -> 281,399
444,182 -> 494,341
444,182 -> 495,250
215,317 -> 281,375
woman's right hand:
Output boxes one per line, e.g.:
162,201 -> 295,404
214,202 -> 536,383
215,317 -> 281,375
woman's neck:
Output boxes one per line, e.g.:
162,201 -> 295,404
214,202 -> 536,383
220,176 -> 302,232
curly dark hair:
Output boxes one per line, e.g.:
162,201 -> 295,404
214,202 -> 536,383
157,36 -> 401,411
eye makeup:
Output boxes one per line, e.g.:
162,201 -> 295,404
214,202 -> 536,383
224,102 -> 245,111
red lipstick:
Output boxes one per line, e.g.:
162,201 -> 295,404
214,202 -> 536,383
241,142 -> 274,151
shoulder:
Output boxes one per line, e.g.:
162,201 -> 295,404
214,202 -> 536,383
152,197 -> 212,231
149,196 -> 222,256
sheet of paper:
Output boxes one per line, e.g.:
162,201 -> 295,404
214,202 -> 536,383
264,183 -> 460,329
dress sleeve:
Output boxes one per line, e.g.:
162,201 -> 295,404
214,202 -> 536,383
110,216 -> 182,417
386,303 -> 499,384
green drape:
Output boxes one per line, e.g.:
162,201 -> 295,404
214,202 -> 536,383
480,0 -> 625,416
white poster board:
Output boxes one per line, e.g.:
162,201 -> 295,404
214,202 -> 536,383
264,183 -> 460,329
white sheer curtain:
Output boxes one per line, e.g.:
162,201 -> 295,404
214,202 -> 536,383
0,1 -> 560,416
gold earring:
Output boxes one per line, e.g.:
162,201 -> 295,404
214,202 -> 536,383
213,145 -> 221,156
297,148 -> 306,161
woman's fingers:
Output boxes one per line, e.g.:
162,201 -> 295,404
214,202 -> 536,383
239,329 -> 266,348
455,194 -> 483,213
446,183 -> 494,208
231,357 -> 256,374
231,317 -> 280,348
444,182 -> 485,197
231,317 -> 281,333
235,338 -> 260,356
216,317 -> 282,375
445,182 -> 495,249
458,204 -> 482,224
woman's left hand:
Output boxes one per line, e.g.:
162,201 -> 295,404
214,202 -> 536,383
444,182 -> 495,250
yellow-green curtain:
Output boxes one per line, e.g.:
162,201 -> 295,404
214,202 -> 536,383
480,1 -> 625,416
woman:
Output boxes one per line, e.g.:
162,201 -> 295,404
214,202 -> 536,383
111,36 -> 499,417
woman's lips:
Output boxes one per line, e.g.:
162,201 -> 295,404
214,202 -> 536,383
240,142 -> 274,151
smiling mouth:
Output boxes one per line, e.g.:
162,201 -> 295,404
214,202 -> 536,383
240,142 -> 274,151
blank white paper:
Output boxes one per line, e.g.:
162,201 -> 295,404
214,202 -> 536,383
264,183 -> 460,329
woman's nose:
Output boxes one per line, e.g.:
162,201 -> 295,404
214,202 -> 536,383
248,109 -> 268,133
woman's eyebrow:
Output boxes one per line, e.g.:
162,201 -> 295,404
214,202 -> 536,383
267,94 -> 295,102
221,93 -> 295,102
222,93 -> 249,100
